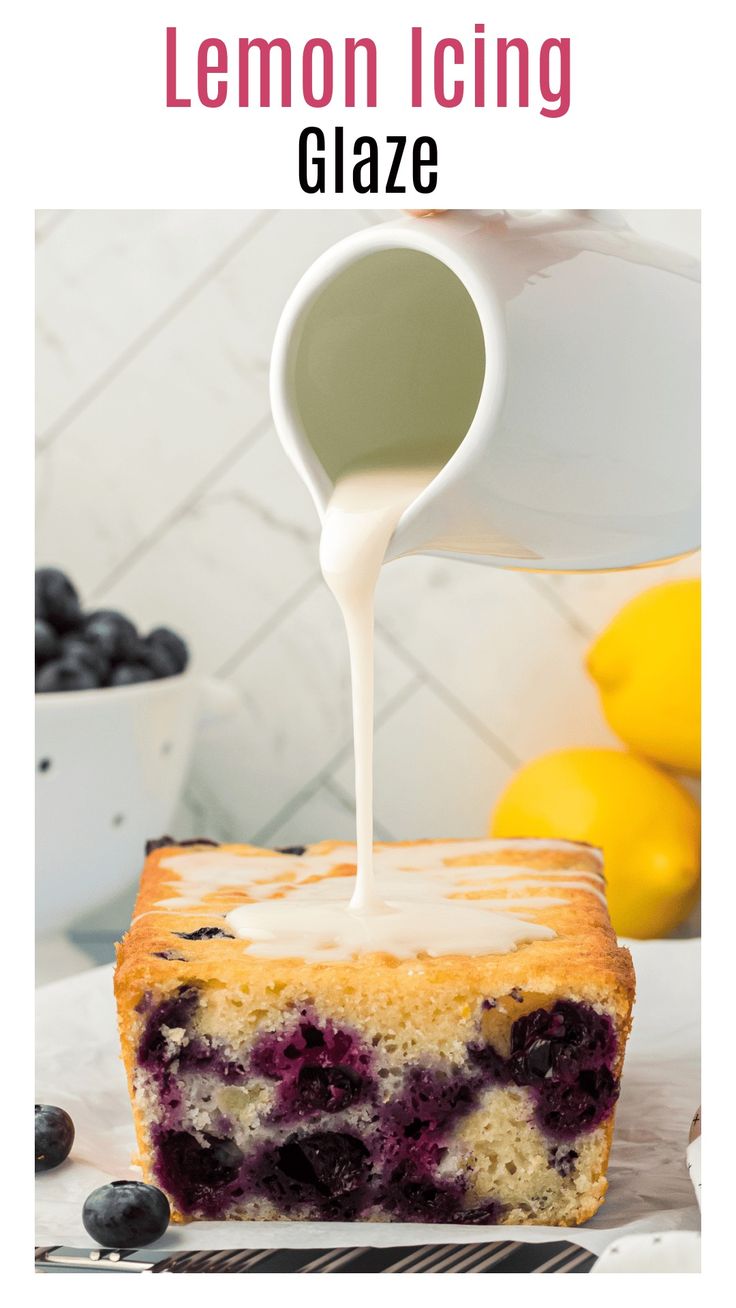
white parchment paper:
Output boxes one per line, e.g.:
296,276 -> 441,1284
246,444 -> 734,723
35,939 -> 700,1254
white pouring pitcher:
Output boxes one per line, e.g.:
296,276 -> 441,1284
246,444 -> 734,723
270,210 -> 699,572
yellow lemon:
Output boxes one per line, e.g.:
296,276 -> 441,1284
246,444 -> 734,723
586,579 -> 700,773
490,748 -> 700,938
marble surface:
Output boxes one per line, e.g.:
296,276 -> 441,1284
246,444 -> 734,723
36,209 -> 701,955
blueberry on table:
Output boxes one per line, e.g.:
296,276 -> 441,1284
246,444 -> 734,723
35,619 -> 60,667
36,656 -> 100,693
60,635 -> 110,682
35,568 -> 82,632
109,663 -> 155,687
83,609 -> 141,663
82,1180 -> 170,1248
145,627 -> 189,675
35,1104 -> 75,1172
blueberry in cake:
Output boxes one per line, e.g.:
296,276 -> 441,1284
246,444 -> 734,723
115,838 -> 634,1226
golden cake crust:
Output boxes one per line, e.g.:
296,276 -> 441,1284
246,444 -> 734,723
116,838 -> 634,1019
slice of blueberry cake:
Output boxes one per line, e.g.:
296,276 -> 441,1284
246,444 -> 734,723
114,838 -> 634,1226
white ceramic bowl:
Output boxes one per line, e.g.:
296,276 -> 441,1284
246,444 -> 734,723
35,672 -> 237,936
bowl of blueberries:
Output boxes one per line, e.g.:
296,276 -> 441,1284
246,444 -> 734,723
36,568 -> 237,936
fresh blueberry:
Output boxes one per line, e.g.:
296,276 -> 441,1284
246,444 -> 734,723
35,619 -> 60,667
83,610 -> 141,663
109,663 -> 155,687
35,568 -> 82,632
60,635 -> 110,682
82,1180 -> 170,1248
36,657 -> 100,693
145,627 -> 189,675
35,1104 -> 75,1172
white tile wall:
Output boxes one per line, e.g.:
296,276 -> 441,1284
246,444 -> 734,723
36,209 -> 701,911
